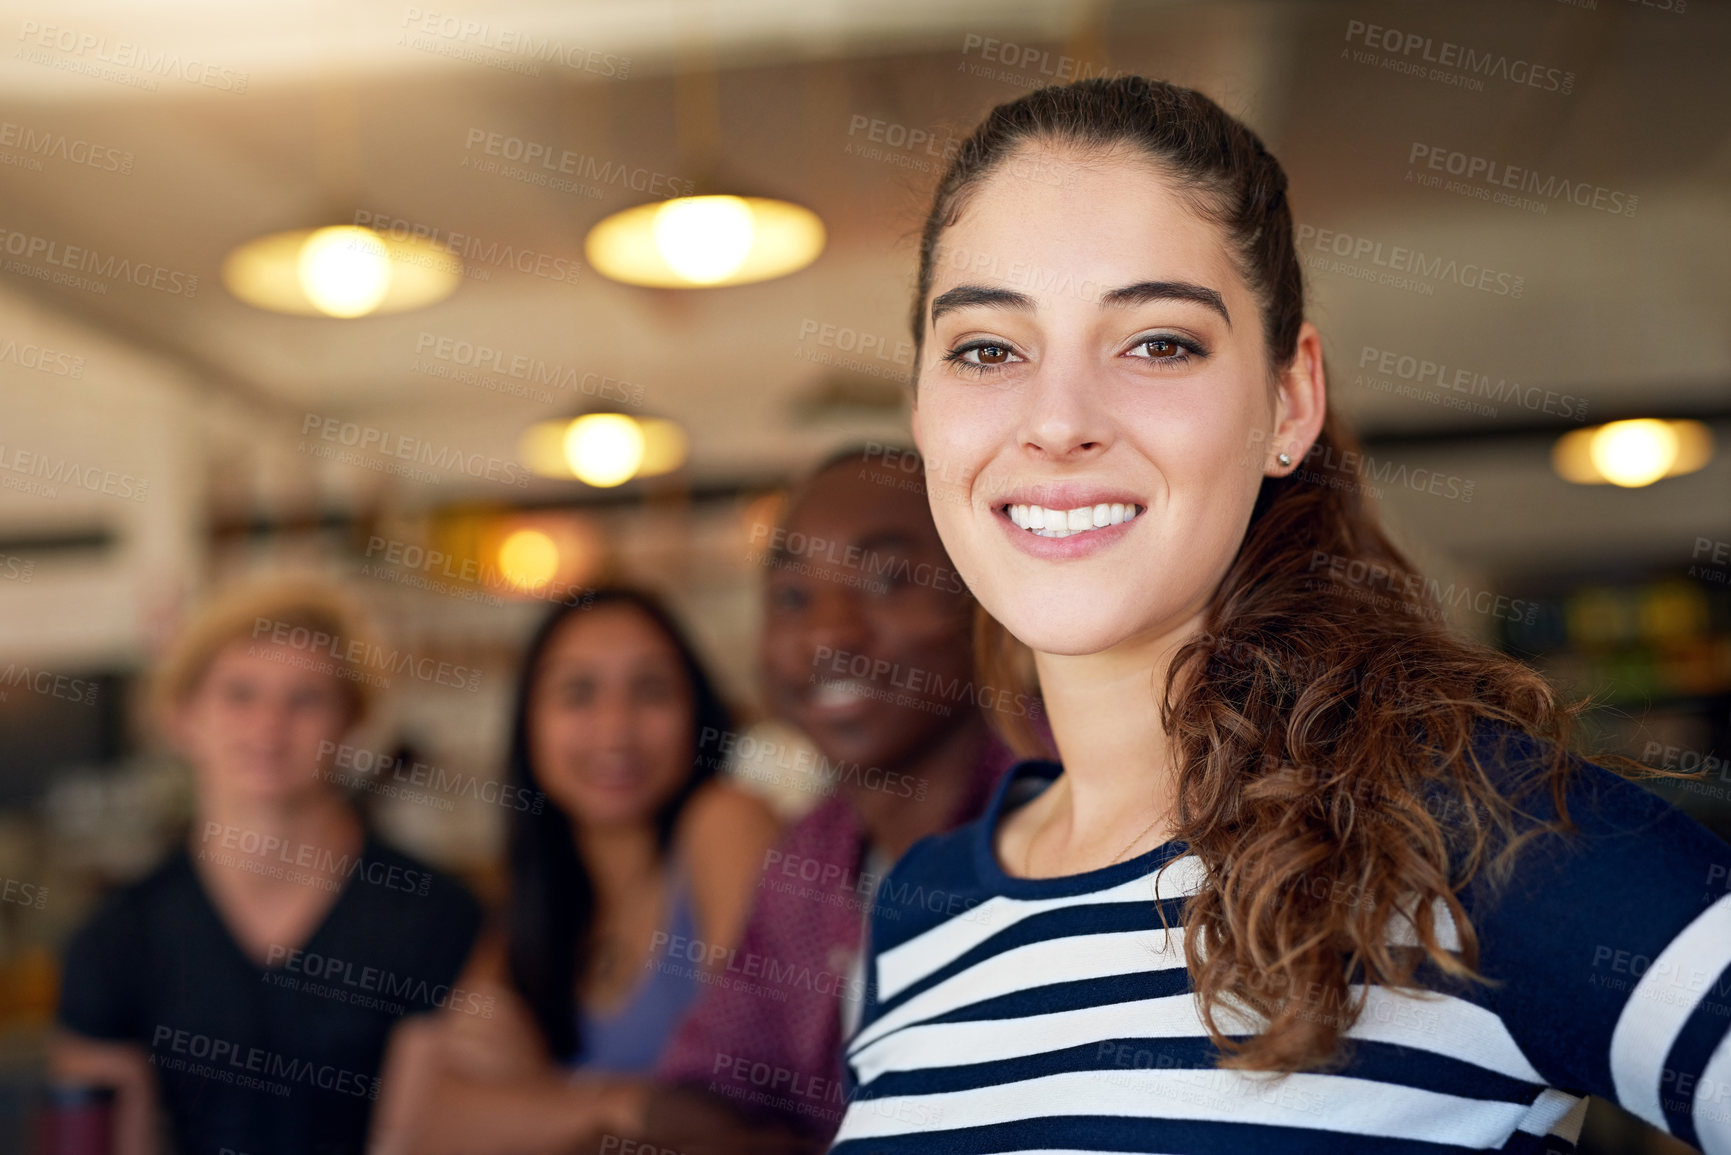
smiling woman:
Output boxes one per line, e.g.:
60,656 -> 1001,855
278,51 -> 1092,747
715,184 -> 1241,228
371,587 -> 783,1155
827,77 -> 1731,1155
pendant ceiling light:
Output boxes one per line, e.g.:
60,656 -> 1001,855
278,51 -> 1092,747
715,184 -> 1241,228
585,194 -> 824,288
519,414 -> 689,488
584,49 -> 822,289
1552,419 -> 1714,488
223,225 -> 460,318
225,89 -> 463,318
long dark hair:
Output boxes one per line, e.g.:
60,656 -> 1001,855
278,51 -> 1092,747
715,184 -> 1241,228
915,77 -> 1657,1073
503,586 -> 733,1061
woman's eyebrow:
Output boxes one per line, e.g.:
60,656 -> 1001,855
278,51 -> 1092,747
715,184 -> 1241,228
929,285 -> 1034,325
1101,280 -> 1231,326
929,280 -> 1230,327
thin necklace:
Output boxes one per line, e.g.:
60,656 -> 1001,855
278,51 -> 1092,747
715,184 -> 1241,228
1022,799 -> 1167,878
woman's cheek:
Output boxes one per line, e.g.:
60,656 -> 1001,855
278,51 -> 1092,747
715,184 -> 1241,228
921,377 -> 991,439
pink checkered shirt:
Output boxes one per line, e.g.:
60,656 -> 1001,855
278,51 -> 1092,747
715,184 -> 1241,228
656,737 -> 1016,1139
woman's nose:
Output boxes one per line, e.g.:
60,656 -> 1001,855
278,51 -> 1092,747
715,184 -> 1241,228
1016,355 -> 1113,462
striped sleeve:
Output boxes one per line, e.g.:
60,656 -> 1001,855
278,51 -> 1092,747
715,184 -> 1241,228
1468,736 -> 1731,1154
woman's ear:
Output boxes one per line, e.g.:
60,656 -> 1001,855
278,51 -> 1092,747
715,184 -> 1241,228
1267,321 -> 1327,472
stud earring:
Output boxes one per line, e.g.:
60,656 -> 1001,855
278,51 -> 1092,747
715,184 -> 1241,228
1276,452 -> 1292,467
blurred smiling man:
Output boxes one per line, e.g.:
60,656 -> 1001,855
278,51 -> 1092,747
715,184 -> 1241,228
619,445 -> 1021,1152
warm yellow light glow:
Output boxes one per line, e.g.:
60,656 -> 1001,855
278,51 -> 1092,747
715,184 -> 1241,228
585,196 -> 825,288
522,415 -> 687,483
497,529 -> 560,589
223,227 -> 460,317
1553,419 -> 1713,487
519,421 -> 572,477
297,226 -> 391,317
636,418 -> 689,477
563,414 -> 645,487
1590,419 -> 1677,487
654,196 -> 755,284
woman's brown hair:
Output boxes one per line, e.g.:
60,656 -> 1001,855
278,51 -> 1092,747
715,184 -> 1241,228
915,76 -> 1650,1073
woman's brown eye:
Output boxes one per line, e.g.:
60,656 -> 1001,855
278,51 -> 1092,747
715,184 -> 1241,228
1145,338 -> 1178,358
977,345 -> 1010,364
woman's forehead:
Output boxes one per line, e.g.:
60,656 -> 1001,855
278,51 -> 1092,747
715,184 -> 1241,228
928,145 -> 1243,309
542,607 -> 679,669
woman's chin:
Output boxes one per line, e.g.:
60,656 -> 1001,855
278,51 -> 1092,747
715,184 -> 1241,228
979,578 -> 1199,661
563,784 -> 674,830
572,802 -> 660,831
1012,629 -> 1126,658
989,604 -> 1141,659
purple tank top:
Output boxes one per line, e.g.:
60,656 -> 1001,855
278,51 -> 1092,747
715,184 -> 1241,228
572,870 -> 704,1073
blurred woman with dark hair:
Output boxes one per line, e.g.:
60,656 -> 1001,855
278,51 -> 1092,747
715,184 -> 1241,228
377,588 -> 780,1155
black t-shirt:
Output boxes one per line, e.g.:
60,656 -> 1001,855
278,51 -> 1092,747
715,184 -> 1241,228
57,830 -> 483,1155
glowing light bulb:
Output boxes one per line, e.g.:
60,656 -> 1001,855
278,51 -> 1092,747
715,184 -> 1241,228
1589,419 -> 1678,488
563,414 -> 645,487
498,529 -> 560,589
653,196 -> 754,284
585,196 -> 823,288
297,226 -> 391,318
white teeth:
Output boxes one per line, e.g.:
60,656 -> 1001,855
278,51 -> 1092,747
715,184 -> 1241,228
1005,502 -> 1142,538
812,680 -> 872,707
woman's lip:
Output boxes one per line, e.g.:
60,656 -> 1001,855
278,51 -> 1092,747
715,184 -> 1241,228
583,760 -> 648,788
586,775 -> 648,796
994,484 -> 1145,509
994,505 -> 1137,559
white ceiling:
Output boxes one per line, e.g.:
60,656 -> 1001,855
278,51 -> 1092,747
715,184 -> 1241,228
0,0 -> 1726,579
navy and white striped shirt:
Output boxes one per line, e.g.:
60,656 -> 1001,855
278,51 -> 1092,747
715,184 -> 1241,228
832,733 -> 1731,1153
